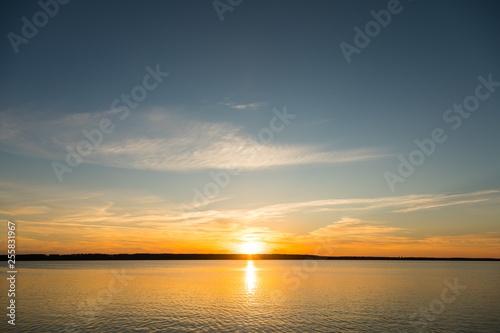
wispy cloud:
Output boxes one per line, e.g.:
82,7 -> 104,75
390,190 -> 500,213
0,206 -> 50,215
218,101 -> 267,110
0,108 -> 385,172
179,190 -> 500,225
309,217 -> 406,238
2,180 -> 498,229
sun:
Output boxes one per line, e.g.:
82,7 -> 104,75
241,241 -> 261,255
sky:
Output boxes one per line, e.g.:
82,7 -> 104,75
1,0 -> 499,257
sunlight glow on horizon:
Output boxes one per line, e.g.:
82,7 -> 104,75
240,241 -> 262,255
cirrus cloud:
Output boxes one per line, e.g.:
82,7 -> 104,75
0,108 -> 386,172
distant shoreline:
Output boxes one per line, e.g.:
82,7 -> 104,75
2,253 -> 499,261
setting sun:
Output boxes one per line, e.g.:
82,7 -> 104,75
241,241 -> 261,255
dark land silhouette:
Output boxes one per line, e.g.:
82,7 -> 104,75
2,253 -> 499,261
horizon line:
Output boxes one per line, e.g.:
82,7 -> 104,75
3,253 -> 500,261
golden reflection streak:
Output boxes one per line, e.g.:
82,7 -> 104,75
245,260 -> 257,294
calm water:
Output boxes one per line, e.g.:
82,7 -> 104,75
1,260 -> 499,332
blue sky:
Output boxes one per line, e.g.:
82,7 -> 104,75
1,0 -> 500,256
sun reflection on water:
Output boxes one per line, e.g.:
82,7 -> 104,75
245,260 -> 257,294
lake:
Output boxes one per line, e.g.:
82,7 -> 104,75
2,260 -> 499,332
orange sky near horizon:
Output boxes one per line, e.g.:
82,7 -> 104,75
6,212 -> 500,258
1,182 -> 500,259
